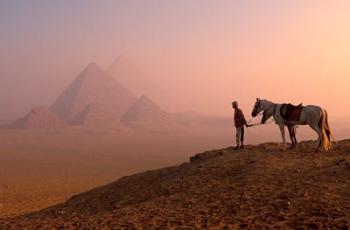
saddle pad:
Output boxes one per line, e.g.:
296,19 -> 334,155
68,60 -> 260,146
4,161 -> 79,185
289,108 -> 302,121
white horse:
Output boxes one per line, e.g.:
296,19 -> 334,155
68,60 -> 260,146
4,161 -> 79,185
251,98 -> 333,151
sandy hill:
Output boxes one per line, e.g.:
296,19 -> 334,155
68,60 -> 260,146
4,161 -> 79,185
2,140 -> 350,229
50,63 -> 136,123
12,106 -> 66,129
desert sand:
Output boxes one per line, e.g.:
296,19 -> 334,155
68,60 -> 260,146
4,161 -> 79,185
1,139 -> 350,229
0,123 -> 235,219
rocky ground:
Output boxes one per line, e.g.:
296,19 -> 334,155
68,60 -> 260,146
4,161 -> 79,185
1,140 -> 350,229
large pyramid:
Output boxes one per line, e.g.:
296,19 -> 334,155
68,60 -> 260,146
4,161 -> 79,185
121,95 -> 169,123
50,63 -> 137,123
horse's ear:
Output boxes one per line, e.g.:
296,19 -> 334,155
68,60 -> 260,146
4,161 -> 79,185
256,97 -> 259,101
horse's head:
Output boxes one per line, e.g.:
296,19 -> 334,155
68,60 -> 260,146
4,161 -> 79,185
252,98 -> 274,121
251,98 -> 262,117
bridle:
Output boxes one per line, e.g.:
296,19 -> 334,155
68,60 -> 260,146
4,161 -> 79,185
251,100 -> 261,117
249,101 -> 276,127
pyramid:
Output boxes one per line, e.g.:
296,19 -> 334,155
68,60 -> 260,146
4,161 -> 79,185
121,95 -> 169,123
72,103 -> 121,127
50,63 -> 136,123
13,106 -> 66,129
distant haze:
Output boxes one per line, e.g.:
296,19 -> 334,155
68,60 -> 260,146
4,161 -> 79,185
1,1 -> 350,119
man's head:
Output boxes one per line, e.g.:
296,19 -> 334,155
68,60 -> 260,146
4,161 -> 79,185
232,101 -> 238,109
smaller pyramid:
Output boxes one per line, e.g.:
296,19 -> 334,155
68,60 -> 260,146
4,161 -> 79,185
72,103 -> 120,127
13,106 -> 66,129
121,95 -> 168,123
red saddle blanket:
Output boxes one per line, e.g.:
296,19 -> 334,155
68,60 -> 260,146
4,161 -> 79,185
289,108 -> 302,121
280,103 -> 303,122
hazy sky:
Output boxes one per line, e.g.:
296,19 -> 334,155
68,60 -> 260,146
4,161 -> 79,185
1,0 -> 350,119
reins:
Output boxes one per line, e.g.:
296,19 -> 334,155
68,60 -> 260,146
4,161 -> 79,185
247,119 -> 274,127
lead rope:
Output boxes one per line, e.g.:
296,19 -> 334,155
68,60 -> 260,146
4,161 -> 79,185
247,119 -> 274,127
246,114 -> 262,127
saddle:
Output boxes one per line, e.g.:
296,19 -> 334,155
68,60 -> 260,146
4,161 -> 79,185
280,103 -> 303,122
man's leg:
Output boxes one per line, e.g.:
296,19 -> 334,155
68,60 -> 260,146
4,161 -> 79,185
234,127 -> 242,149
240,126 -> 245,148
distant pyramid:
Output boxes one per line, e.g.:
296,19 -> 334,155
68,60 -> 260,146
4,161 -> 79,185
72,103 -> 121,127
50,63 -> 137,123
13,106 -> 66,129
121,95 -> 169,123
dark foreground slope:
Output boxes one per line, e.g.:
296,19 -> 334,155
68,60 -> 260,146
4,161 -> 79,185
2,140 -> 350,229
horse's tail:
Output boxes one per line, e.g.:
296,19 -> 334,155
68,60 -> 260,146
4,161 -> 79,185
319,109 -> 332,151
324,109 -> 334,143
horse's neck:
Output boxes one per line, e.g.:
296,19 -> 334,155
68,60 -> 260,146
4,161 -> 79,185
264,101 -> 282,118
263,100 -> 275,110
271,103 -> 284,124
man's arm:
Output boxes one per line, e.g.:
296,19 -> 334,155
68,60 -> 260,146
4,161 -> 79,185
241,111 -> 253,127
241,110 -> 247,126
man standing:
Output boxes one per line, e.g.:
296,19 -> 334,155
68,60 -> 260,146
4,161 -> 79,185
232,101 -> 247,149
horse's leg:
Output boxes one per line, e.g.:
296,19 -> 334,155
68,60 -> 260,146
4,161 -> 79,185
309,123 -> 322,151
291,126 -> 297,147
279,124 -> 287,149
293,126 -> 298,145
292,126 -> 297,147
290,126 -> 295,147
287,125 -> 294,149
